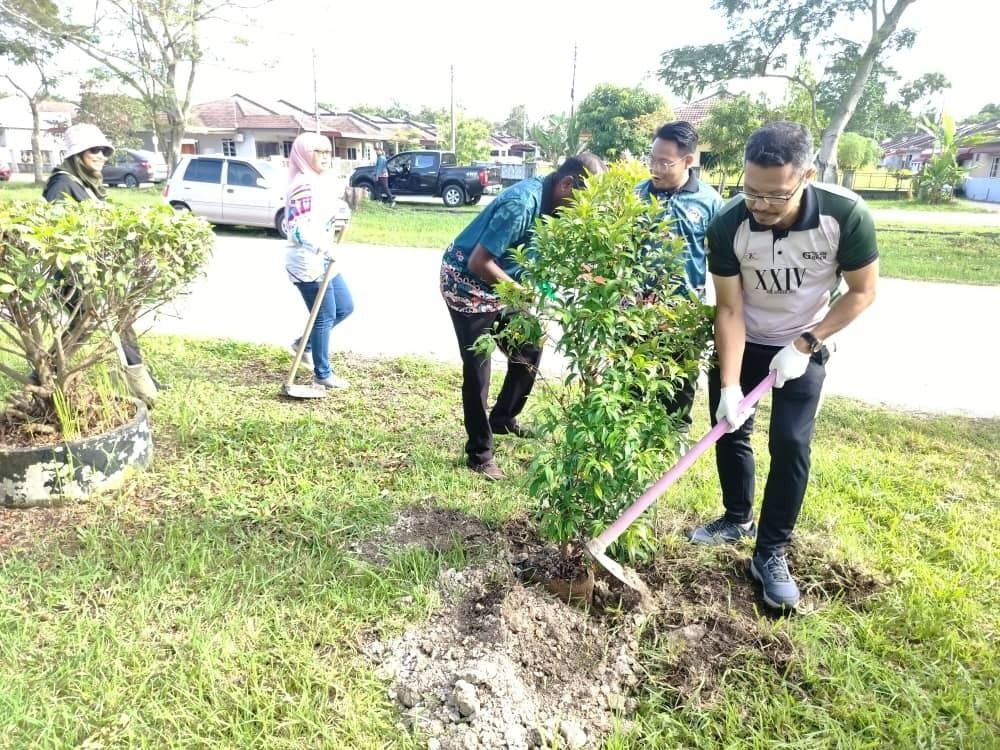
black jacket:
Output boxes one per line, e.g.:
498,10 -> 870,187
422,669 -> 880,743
42,171 -> 99,203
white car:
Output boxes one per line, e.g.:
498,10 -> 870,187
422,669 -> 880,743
164,156 -> 288,235
162,156 -> 350,240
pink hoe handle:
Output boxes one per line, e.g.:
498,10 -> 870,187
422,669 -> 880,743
591,371 -> 777,551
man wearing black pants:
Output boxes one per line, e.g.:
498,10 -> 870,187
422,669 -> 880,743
440,154 -> 606,480
447,308 -> 542,472
692,122 -> 878,609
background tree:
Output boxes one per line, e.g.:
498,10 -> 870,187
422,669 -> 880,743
698,95 -> 773,192
529,116 -> 567,165
658,0 -> 918,182
352,100 -> 414,119
496,104 -> 528,138
961,103 -> 1000,126
915,113 -> 965,204
529,113 -> 585,166
75,73 -> 148,150
434,113 -> 489,163
575,84 -> 670,160
0,0 -> 63,183
2,0 -> 267,170
836,132 -> 879,187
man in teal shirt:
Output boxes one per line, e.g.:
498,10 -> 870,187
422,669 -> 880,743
373,145 -> 393,204
440,153 -> 606,480
635,120 -> 723,426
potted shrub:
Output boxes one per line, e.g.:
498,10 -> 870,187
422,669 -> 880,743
0,199 -> 213,506
480,162 -> 714,595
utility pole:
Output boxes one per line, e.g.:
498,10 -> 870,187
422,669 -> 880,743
450,64 -> 456,152
569,42 -> 577,121
312,47 -> 320,133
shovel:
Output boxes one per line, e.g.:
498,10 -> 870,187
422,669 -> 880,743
585,371 -> 778,597
282,261 -> 341,399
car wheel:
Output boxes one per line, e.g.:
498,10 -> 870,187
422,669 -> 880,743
123,173 -> 139,188
466,195 -> 482,205
275,209 -> 287,239
442,184 -> 466,208
170,202 -> 190,212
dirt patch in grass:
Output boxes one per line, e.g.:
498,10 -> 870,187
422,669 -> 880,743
361,506 -> 888,748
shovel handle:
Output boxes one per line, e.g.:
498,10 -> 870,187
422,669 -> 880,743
591,371 -> 777,551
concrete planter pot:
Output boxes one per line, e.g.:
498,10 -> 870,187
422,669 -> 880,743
0,398 -> 152,508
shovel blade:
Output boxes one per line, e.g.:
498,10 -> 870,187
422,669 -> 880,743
282,384 -> 327,399
584,539 -> 654,602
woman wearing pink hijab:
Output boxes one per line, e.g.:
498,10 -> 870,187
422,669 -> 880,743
284,132 -> 354,390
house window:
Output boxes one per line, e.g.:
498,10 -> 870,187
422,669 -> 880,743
990,157 -> 1000,178
282,141 -> 294,157
221,138 -> 236,156
346,147 -> 357,160
256,141 -> 280,158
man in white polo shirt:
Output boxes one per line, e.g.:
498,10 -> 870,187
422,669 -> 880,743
691,121 -> 879,609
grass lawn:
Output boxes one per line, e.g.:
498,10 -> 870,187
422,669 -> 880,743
879,229 -> 1000,284
0,181 -> 164,210
1,338 -> 997,747
867,198 -> 995,213
346,202 -> 474,249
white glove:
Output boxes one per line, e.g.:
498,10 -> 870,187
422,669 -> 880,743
716,385 -> 753,433
769,342 -> 811,388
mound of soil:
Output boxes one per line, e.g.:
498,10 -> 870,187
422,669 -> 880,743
366,566 -> 639,750
359,506 -> 887,748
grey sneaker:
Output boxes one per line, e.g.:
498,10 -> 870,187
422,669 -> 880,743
289,339 -> 313,368
689,516 -> 756,545
313,374 -> 349,390
750,551 -> 801,609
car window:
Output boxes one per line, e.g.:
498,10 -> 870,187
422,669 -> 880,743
226,161 -> 260,187
414,154 -> 437,169
390,154 -> 413,172
182,159 -> 223,184
441,153 -> 457,166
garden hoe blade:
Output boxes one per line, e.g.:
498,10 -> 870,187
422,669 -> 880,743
281,259 -> 340,400
585,372 -> 778,595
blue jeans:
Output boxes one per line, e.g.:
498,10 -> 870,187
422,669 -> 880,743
294,274 -> 354,379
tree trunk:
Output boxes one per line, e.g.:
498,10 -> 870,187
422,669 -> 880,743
815,0 -> 916,183
29,99 -> 43,184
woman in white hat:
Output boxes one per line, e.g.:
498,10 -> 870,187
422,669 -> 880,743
41,123 -> 162,403
43,123 -> 114,202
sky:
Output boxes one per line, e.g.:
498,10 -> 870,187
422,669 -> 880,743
188,0 -> 996,123
35,0 -> 997,124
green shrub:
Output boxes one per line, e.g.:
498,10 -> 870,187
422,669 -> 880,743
481,162 -> 714,561
0,200 -> 213,433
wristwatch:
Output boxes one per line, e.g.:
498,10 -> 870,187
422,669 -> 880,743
800,331 -> 824,353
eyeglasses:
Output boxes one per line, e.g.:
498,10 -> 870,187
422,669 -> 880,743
648,157 -> 684,171
740,175 -> 806,206
312,149 -> 332,156
87,147 -> 110,157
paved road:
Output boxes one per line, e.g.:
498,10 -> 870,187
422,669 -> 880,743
150,234 -> 1000,418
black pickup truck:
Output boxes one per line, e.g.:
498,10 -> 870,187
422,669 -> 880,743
350,150 -> 491,207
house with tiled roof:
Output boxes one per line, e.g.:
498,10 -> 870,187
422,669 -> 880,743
0,98 -> 76,173
878,118 -> 1000,202
136,94 -> 418,175
668,90 -> 737,173
674,90 -> 735,126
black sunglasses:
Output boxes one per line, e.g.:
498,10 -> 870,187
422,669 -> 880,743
86,147 -> 111,156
